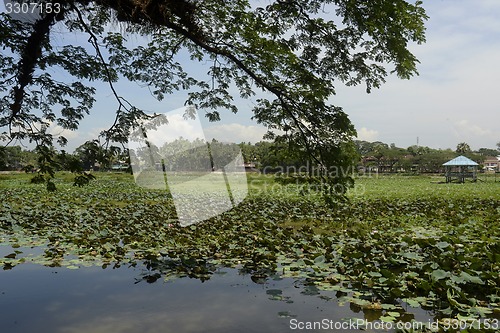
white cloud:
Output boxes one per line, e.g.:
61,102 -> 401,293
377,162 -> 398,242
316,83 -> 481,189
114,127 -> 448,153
141,112 -> 205,147
356,127 -> 379,142
204,123 -> 270,143
85,127 -> 108,141
48,123 -> 81,140
454,120 -> 496,139
126,107 -> 271,157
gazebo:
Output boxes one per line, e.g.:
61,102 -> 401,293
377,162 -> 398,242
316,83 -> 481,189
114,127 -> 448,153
443,155 -> 478,183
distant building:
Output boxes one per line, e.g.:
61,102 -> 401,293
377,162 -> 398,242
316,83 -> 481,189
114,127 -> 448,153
483,156 -> 500,172
111,161 -> 129,172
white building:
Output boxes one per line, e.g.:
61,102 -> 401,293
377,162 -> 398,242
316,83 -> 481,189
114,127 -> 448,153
483,156 -> 500,172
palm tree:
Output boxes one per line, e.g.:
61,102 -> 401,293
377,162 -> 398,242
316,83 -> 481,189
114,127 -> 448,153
456,142 -> 471,154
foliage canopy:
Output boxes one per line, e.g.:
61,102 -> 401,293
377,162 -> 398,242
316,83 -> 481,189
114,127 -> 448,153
0,0 -> 427,195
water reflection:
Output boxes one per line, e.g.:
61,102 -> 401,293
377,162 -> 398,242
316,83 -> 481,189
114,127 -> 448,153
1,241 -> 447,333
0,263 -> 368,333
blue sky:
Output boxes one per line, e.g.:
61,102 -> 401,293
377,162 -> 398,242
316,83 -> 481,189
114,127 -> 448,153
2,0 -> 500,152
334,0 -> 500,150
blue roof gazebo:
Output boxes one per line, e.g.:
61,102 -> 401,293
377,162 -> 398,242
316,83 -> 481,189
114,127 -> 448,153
443,155 -> 478,183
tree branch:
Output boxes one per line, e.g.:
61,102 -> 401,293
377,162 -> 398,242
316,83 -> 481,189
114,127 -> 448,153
9,12 -> 58,124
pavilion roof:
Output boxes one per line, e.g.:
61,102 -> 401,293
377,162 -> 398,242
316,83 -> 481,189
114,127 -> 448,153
443,155 -> 478,166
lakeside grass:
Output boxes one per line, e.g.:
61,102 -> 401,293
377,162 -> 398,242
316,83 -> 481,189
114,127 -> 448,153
351,174 -> 500,200
1,170 -> 498,199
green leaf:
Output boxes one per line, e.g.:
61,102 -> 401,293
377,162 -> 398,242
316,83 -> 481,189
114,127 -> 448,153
436,241 -> 450,249
403,298 -> 421,308
314,255 -> 325,264
380,315 -> 395,323
432,269 -> 449,281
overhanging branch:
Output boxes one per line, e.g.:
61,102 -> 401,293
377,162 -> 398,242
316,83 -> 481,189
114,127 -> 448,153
9,12 -> 58,124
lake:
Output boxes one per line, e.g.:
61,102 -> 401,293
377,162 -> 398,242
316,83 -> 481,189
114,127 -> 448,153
0,245 -> 436,333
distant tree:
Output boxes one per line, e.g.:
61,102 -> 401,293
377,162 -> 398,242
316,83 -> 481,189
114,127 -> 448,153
406,146 -> 455,173
55,150 -> 70,170
207,140 -> 241,171
354,140 -> 375,156
74,140 -> 106,171
407,145 -> 430,156
238,142 -> 257,165
417,150 -> 455,173
256,140 -> 303,171
0,146 -> 21,170
354,141 -> 389,165
456,142 -> 471,154
497,142 -> 500,152
55,150 -> 88,173
0,147 -> 5,170
0,145 -> 37,170
383,147 -> 409,172
477,148 -> 499,157
157,137 -> 209,171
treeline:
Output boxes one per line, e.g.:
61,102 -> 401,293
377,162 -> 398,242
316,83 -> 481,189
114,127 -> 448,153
130,138 -> 242,172
0,141 -> 129,172
240,140 -> 500,174
354,141 -> 499,173
0,146 -> 38,170
1,139 -> 499,174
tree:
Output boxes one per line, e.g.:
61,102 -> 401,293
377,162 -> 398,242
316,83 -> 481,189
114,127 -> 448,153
497,142 -> 500,152
0,1 -> 427,197
477,147 -> 499,157
0,145 -> 37,170
0,145 -> 23,170
456,142 -> 471,154
74,140 -> 105,170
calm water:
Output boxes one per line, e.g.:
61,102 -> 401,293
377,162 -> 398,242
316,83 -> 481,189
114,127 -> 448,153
0,264 -> 357,333
0,243 -> 436,333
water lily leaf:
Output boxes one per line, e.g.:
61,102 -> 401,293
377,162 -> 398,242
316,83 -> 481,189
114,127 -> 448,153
436,241 -> 450,249
459,271 -> 484,285
278,311 -> 296,318
403,298 -> 421,308
387,311 -> 400,317
432,269 -> 449,281
469,306 -> 493,316
314,255 -> 325,264
266,289 -> 282,296
379,315 -> 395,322
301,285 -> 320,296
401,252 -> 421,260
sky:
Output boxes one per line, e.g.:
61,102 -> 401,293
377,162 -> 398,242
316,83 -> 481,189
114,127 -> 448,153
334,0 -> 500,151
2,0 -> 500,153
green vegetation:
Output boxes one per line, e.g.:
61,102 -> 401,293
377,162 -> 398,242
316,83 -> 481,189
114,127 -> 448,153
0,172 -> 498,330
355,141 -> 499,174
